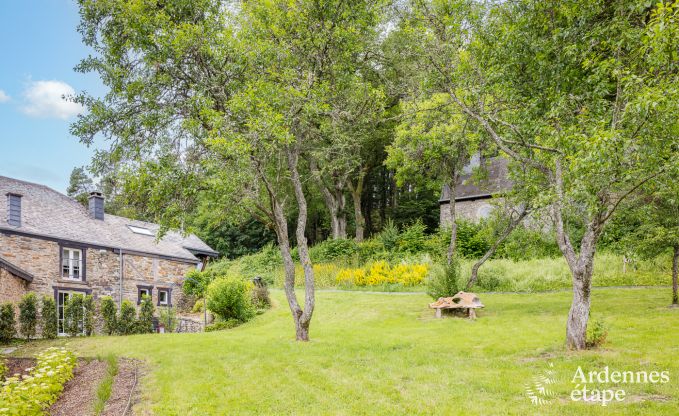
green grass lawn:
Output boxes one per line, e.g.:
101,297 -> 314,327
13,288 -> 679,415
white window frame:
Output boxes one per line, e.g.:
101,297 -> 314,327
57,291 -> 86,336
62,248 -> 83,280
158,289 -> 169,306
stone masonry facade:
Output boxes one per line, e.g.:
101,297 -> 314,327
0,267 -> 29,304
0,232 -> 196,312
440,198 -> 502,225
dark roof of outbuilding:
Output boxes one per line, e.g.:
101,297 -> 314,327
439,157 -> 512,203
0,255 -> 34,282
0,175 -> 218,262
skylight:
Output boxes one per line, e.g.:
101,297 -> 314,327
128,225 -> 155,236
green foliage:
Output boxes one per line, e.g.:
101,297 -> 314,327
64,294 -> 85,337
18,293 -> 38,340
378,220 -> 399,251
206,278 -> 255,323
204,319 -> 242,332
426,260 -> 461,300
100,297 -> 118,336
184,269 -> 213,298
586,318 -> 609,349
118,300 -> 137,335
0,347 -> 76,414
0,303 -> 15,344
397,220 -> 427,254
0,359 -> 6,379
309,239 -> 359,263
41,296 -> 58,340
84,295 -> 95,336
191,299 -> 205,313
137,295 -> 155,334
159,307 -> 177,333
94,354 -> 118,416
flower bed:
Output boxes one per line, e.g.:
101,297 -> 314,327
336,261 -> 429,287
0,347 -> 76,415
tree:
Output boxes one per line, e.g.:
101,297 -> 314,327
18,293 -> 38,340
138,295 -> 155,333
66,166 -> 93,206
386,93 -> 478,264
614,180 -> 679,305
73,0 -> 386,341
41,296 -> 58,339
403,0 -> 679,349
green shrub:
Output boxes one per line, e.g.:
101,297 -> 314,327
41,296 -> 58,340
183,269 -> 213,298
398,220 -> 427,254
64,294 -> 85,337
137,295 -> 155,334
205,319 -> 241,332
118,300 -> 137,335
207,277 -> 255,322
18,293 -> 38,340
191,299 -> 205,313
379,220 -> 400,251
0,359 -> 7,379
456,221 -> 490,258
0,347 -> 76,413
100,297 -> 118,335
426,260 -> 461,300
159,307 -> 177,332
586,318 -> 609,349
0,303 -> 16,343
84,295 -> 95,336
309,239 -> 359,262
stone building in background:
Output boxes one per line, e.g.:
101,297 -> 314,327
439,157 -> 512,225
0,175 -> 218,335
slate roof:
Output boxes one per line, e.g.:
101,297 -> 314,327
439,157 -> 512,203
0,176 -> 218,263
0,255 -> 34,282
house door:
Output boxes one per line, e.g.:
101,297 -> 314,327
57,291 -> 85,335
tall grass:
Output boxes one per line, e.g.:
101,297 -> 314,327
93,354 -> 119,415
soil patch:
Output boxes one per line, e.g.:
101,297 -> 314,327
4,357 -> 36,378
50,358 -> 108,416
102,359 -> 140,416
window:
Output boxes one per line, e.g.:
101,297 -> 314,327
128,225 -> 154,236
7,194 -> 21,227
61,248 -> 83,280
157,288 -> 170,306
56,290 -> 88,336
137,285 -> 153,305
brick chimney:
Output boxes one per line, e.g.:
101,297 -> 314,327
88,191 -> 105,220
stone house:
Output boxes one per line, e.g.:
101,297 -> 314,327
439,157 -> 512,225
0,176 -> 218,335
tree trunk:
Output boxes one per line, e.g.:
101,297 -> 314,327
446,178 -> 458,265
348,167 -> 368,242
310,159 -> 347,240
466,206 -> 528,290
566,270 -> 592,350
271,197 -> 306,340
672,245 -> 679,305
288,146 -> 315,341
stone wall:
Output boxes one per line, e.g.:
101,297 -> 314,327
0,232 -> 196,313
0,268 -> 28,304
440,198 -> 502,225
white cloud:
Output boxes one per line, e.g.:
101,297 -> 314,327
0,90 -> 9,103
21,80 -> 83,119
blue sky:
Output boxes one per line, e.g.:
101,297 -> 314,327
0,1 -> 105,193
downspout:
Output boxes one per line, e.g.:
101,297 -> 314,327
118,248 -> 124,310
